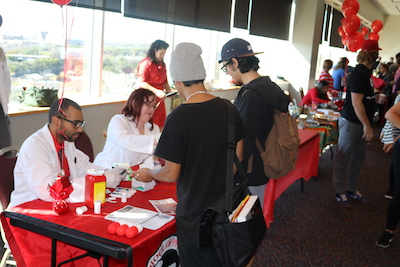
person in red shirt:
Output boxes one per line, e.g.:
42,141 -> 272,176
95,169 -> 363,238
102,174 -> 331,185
301,80 -> 333,106
137,40 -> 173,128
319,59 -> 334,97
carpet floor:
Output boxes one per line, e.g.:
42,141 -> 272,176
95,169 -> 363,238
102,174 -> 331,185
253,121 -> 400,267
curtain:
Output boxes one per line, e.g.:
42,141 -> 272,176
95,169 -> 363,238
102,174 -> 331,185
124,0 -> 232,32
249,0 -> 292,40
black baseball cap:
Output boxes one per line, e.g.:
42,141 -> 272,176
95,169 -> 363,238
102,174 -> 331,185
219,38 -> 263,63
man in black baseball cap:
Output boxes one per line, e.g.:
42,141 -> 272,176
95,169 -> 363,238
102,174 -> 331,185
219,38 -> 289,208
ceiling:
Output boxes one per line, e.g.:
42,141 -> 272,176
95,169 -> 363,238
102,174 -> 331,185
372,0 -> 400,15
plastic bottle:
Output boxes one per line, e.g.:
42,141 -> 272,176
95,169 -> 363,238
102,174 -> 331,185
85,169 -> 106,209
292,99 -> 299,118
288,102 -> 295,116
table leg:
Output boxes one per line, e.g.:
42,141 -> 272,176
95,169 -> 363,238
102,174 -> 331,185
51,239 -> 57,267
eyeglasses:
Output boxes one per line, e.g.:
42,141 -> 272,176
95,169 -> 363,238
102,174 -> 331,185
57,116 -> 85,129
221,60 -> 232,73
144,102 -> 158,110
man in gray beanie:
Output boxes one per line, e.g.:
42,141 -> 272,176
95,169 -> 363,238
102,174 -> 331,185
133,42 -> 245,266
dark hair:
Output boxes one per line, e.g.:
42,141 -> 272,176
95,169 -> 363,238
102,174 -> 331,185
317,80 -> 329,90
334,57 -> 348,70
122,88 -> 156,130
357,51 -> 378,64
323,59 -> 333,70
182,80 -> 204,87
147,40 -> 169,64
49,98 -> 81,124
380,63 -> 389,72
236,56 -> 260,73
316,80 -> 329,100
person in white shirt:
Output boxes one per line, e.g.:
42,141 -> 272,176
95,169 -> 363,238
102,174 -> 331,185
94,89 -> 161,170
10,98 -> 122,208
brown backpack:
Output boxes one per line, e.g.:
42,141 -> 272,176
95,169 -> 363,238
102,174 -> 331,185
249,109 -> 300,179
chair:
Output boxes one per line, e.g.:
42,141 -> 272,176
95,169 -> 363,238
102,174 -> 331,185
74,131 -> 94,162
0,146 -> 19,267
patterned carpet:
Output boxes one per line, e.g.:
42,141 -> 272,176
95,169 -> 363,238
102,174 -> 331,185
253,121 -> 400,267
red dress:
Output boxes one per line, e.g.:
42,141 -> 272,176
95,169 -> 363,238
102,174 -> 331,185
137,57 -> 168,127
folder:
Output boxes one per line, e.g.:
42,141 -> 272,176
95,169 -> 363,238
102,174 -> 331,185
235,195 -> 258,223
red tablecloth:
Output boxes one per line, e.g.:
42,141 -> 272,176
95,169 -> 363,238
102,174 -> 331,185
263,129 -> 320,227
1,181 -> 177,267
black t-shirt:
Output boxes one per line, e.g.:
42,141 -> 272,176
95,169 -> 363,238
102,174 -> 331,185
341,64 -> 375,124
154,97 -> 246,234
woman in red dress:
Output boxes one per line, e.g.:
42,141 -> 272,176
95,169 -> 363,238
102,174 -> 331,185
137,40 -> 172,128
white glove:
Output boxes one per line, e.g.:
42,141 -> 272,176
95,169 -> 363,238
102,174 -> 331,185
104,167 -> 126,188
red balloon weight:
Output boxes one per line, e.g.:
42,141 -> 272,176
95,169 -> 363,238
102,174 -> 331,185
347,31 -> 364,52
338,25 -> 345,37
360,26 -> 369,36
51,0 -> 72,6
371,20 -> 383,32
342,0 -> 360,17
342,15 -> 360,36
108,222 -> 120,234
116,224 -> 129,237
369,32 -> 380,41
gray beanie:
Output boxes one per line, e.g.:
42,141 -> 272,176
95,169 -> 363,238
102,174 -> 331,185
170,42 -> 206,82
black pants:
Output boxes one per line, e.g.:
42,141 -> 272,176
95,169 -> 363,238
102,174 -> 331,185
386,139 -> 400,230
177,231 -> 222,267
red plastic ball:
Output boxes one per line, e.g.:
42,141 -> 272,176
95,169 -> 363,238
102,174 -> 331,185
126,226 -> 139,238
116,224 -> 129,236
108,222 -> 120,234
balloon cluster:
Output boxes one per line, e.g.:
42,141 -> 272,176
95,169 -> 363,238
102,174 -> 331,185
337,0 -> 383,52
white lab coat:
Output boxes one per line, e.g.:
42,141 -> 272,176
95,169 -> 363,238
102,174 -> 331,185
94,114 -> 160,169
10,124 -> 102,208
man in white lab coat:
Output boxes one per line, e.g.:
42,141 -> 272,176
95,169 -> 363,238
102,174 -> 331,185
10,98 -> 122,208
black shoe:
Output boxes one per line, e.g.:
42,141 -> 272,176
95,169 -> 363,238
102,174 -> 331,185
385,189 -> 394,200
376,231 -> 394,248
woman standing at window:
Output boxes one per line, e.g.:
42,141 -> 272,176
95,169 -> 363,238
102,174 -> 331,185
94,89 -> 160,170
136,40 -> 172,128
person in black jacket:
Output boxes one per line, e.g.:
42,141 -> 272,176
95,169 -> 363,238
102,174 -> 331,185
219,38 -> 289,207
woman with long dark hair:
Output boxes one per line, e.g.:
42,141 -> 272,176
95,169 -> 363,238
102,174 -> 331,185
136,40 -> 173,128
94,89 -> 160,170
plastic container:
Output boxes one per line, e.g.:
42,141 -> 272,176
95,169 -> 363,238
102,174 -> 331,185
85,169 -> 106,209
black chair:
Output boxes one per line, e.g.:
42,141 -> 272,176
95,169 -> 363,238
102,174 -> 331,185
74,131 -> 94,162
0,146 -> 18,267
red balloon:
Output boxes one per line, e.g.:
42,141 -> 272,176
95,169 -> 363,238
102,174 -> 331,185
51,0 -> 72,6
371,20 -> 383,32
360,26 -> 369,36
347,31 -> 364,52
341,34 -> 350,47
369,32 -> 380,41
338,25 -> 345,37
342,15 -> 360,36
342,0 -> 360,17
